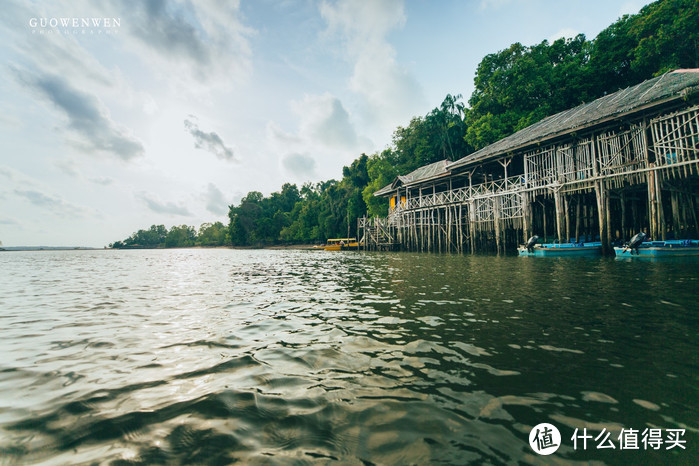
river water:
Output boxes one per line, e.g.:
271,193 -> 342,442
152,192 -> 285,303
0,249 -> 696,464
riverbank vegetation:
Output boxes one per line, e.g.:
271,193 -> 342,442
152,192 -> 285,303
109,222 -> 229,249
110,0 -> 697,249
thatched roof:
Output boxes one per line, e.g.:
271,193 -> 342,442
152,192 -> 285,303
448,69 -> 699,170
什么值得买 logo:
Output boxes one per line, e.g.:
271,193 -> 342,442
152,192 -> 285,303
529,423 -> 686,455
529,423 -> 561,455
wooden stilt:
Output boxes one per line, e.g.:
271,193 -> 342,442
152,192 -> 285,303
595,181 -> 610,253
656,173 -> 666,241
564,195 -> 570,243
620,192 -> 627,241
647,166 -> 659,239
554,189 -> 565,243
575,195 -> 581,242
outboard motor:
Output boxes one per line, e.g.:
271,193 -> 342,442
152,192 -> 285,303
625,231 -> 647,255
525,235 -> 539,253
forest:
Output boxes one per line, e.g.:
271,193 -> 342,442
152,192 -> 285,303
110,0 -> 697,249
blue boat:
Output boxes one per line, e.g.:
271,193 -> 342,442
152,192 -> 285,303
518,241 -> 602,257
614,239 -> 699,257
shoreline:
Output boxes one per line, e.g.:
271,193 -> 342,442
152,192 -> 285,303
1,244 -> 322,252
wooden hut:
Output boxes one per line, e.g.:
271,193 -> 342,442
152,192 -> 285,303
359,70 -> 699,254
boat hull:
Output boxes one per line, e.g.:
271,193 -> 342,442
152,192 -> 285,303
614,240 -> 699,257
322,242 -> 359,251
518,242 -> 602,257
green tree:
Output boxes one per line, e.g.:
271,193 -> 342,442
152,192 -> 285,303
465,36 -> 593,150
197,222 -> 228,246
363,151 -> 397,217
165,225 -> 196,248
228,191 -> 263,245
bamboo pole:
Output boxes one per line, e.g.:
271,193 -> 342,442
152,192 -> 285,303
540,200 -> 548,242
595,181 -> 610,253
647,165 -> 658,239
671,190 -> 680,238
564,195 -> 570,243
620,192 -> 627,241
656,172 -> 666,240
575,196 -> 581,242
494,198 -> 502,254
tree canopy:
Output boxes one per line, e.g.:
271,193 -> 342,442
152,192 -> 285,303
109,222 -> 229,249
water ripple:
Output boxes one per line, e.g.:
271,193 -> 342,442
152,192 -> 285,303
0,249 -> 697,464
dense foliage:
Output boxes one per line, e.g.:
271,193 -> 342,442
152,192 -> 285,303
111,0 -> 697,248
109,222 -> 229,248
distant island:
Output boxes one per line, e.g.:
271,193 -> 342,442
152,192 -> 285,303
0,246 -> 99,251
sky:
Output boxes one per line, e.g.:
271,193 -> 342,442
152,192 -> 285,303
0,0 -> 651,247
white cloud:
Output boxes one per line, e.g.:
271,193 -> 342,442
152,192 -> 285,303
320,0 -> 425,131
291,93 -> 359,150
14,189 -> 91,218
266,121 -> 303,147
266,92 -> 369,183
0,216 -> 20,226
53,158 -> 80,177
137,192 -> 192,216
89,176 -> 114,186
282,153 -> 317,179
184,116 -> 237,162
479,0 -> 521,10
102,0 -> 255,90
14,68 -> 145,161
203,183 -> 229,216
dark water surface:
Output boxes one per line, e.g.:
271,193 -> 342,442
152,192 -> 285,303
0,249 -> 696,464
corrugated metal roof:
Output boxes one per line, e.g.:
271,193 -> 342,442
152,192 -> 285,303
448,69 -> 699,170
374,160 -> 450,196
401,159 -> 450,183
373,183 -> 396,197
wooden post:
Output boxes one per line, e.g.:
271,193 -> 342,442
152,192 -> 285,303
656,173 -> 666,241
494,197 -> 502,254
460,204 -> 465,254
564,195 -> 571,244
428,208 -> 432,252
670,190 -> 680,239
575,195 -> 581,242
688,190 -> 699,236
595,180 -> 610,254
647,166 -> 658,239
554,188 -> 565,244
469,200 -> 476,254
539,200 -> 548,242
605,189 -> 613,250
523,191 -> 532,244
620,192 -> 627,241
437,207 -> 442,254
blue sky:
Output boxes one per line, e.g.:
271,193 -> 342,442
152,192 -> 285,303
0,0 -> 650,247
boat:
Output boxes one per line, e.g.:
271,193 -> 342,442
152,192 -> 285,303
322,238 -> 359,251
614,239 -> 699,257
518,241 -> 602,257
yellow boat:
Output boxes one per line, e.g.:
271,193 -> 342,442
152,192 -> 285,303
322,238 -> 358,251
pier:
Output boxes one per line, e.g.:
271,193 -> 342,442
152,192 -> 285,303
358,70 -> 699,255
